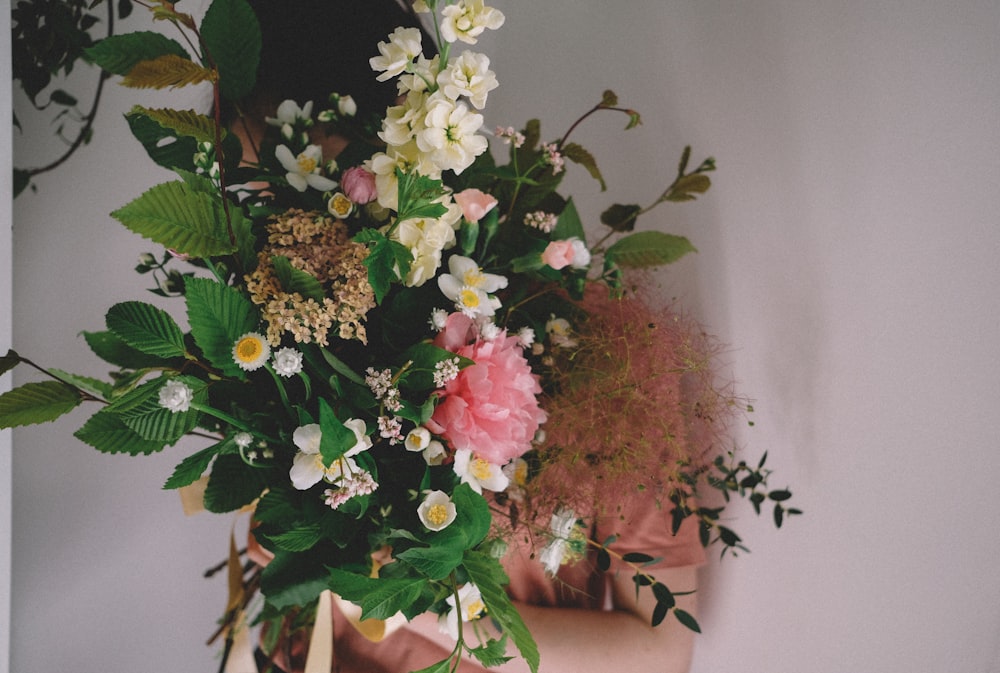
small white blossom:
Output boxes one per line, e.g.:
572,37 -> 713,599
524,211 -> 558,233
265,100 -> 313,128
569,238 -> 592,269
438,583 -> 487,641
337,95 -> 357,117
437,255 -> 508,319
418,490 -> 457,531
158,380 -> 193,413
546,316 -> 578,348
429,308 -> 449,331
272,347 -> 303,377
275,144 -> 338,193
233,332 -> 271,372
453,449 -> 509,494
516,326 -> 535,348
433,357 -> 461,387
323,470 -> 378,510
539,507 -> 581,575
479,321 -> 501,341
234,432 -> 253,449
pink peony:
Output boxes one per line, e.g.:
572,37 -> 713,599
341,166 -> 378,204
427,313 -> 547,464
454,188 -> 498,223
541,239 -> 575,270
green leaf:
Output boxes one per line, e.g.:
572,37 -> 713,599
408,658 -> 454,673
106,301 -> 187,359
200,0 -> 261,100
0,350 -> 21,377
121,54 -> 215,89
130,106 -> 217,144
604,231 -> 696,269
463,551 -> 539,673
272,256 -> 325,302
266,524 -> 324,552
396,545 -> 465,581
562,142 -> 606,191
110,179 -> 237,258
552,198 -> 585,241
126,110 -> 200,172
674,608 -> 701,633
111,377 -> 205,442
357,230 -> 409,304
319,348 -> 367,387
261,550 -> 329,610
651,599 -> 670,627
318,398 -> 362,466
666,173 -> 712,203
467,635 -> 514,669
163,444 -> 220,488
395,170 -> 448,223
74,409 -> 167,455
398,342 -> 470,393
48,369 -> 112,399
82,330 -> 177,370
85,31 -> 190,75
204,452 -> 264,513
185,277 -> 260,377
0,382 -> 81,428
327,568 -> 425,622
600,203 -> 641,233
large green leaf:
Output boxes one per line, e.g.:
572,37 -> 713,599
107,377 -> 204,442
82,330 -> 177,370
125,111 -> 200,172
110,180 -> 237,258
552,198 -> 585,241
85,31 -> 190,76
463,551 -> 539,673
260,550 -> 329,610
105,301 -> 187,359
396,544 -> 465,581
272,256 -> 324,302
185,277 -> 259,377
203,452 -> 265,513
163,444 -> 220,488
131,106 -> 217,144
74,409 -> 167,455
326,568 -> 425,622
200,0 -> 261,100
0,382 -> 81,428
604,230 -> 697,269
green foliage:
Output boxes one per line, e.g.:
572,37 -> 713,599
74,408 -> 167,455
200,0 -> 261,101
125,110 -> 201,172
163,444 -> 220,488
110,179 -> 238,258
561,142 -> 606,191
604,231 -> 697,269
0,350 -> 21,377
105,301 -> 187,359
272,256 -> 325,302
185,277 -> 260,377
82,330 -> 176,370
129,106 -> 217,144
0,381 -> 81,428
204,452 -> 265,513
467,635 -> 514,669
355,229 -> 412,303
108,377 -> 205,442
327,568 -> 426,622
120,54 -> 215,89
85,31 -> 189,76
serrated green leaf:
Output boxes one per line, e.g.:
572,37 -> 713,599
82,330 -> 176,370
552,198 -> 585,241
163,444 -> 219,488
562,142 -> 606,191
185,277 -> 259,376
121,53 -> 215,89
85,31 -> 189,76
408,658 -> 454,673
204,452 -> 265,513
327,568 -> 424,622
106,301 -> 187,358
0,381 -> 81,428
467,635 -> 514,669
125,111 -> 200,172
74,409 -> 167,455
201,0 -> 261,100
267,524 -> 323,552
272,256 -> 325,302
396,545 -> 464,581
49,369 -> 112,399
131,106 -> 217,144
110,180 -> 237,258
604,231 -> 696,269
261,550 -> 329,610
110,377 -> 205,442
463,551 -> 539,673
600,203 -> 641,233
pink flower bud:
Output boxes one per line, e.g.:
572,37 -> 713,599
541,239 -> 575,270
341,166 -> 378,204
454,188 -> 498,224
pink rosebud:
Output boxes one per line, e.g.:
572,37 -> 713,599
454,188 -> 498,223
541,239 -> 575,270
341,166 -> 378,204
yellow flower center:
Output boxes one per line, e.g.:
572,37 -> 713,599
297,154 -> 318,174
462,267 -> 485,287
459,288 -> 480,309
329,193 -> 353,217
466,599 -> 486,621
426,503 -> 449,526
471,457 -> 492,481
235,336 -> 264,363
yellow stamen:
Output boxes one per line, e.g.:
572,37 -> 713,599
459,288 -> 480,309
471,458 -> 492,481
297,155 -> 318,173
235,336 -> 264,362
426,503 -> 449,527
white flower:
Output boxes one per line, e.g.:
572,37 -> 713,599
453,449 -> 509,494
368,144 -> 440,210
289,420 -> 372,490
516,326 -> 535,348
439,583 -> 487,641
569,238 -> 592,269
337,95 -> 357,117
265,99 -> 313,128
398,54 -> 441,95
440,0 -> 505,45
545,316 -> 578,348
379,90 -> 428,147
369,27 -> 423,81
429,308 -> 449,331
422,441 -> 447,466
416,93 -> 487,174
158,379 -> 193,413
418,490 -> 457,531
272,347 -> 303,377
437,51 -> 499,109
275,144 -> 338,193
538,508 -> 586,576
234,432 -> 253,449
437,255 -> 508,319
405,426 -> 432,452
394,203 -> 463,287
327,192 -> 354,219
233,332 -> 271,371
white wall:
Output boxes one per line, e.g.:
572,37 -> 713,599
9,2 -> 1000,672
2,1 -> 14,671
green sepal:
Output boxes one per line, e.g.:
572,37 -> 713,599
110,178 -> 238,259
74,409 -> 167,455
0,381 -> 81,429
105,301 -> 188,359
200,0 -> 262,101
604,231 -> 696,269
185,276 -> 260,377
85,31 -> 189,76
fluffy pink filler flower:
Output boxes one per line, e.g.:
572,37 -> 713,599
341,166 -> 378,204
428,313 -> 546,464
454,188 -> 498,223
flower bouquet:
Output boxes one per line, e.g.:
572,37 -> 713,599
2,1 -> 798,671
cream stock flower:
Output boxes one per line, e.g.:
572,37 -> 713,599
393,197 -> 462,287
369,26 -> 423,81
437,51 -> 498,109
416,94 -> 487,174
440,0 -> 505,45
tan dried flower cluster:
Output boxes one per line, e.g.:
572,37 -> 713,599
245,209 -> 375,346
